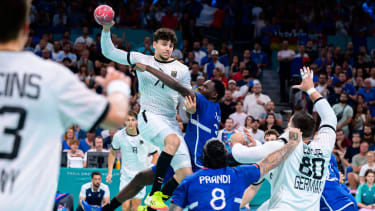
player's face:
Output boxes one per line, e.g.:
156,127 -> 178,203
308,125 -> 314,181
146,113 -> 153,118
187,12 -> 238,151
153,40 -> 174,60
198,80 -> 217,100
126,116 -> 138,130
92,175 -> 101,188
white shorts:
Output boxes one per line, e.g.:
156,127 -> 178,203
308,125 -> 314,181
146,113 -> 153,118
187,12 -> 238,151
120,176 -> 146,200
138,110 -> 191,171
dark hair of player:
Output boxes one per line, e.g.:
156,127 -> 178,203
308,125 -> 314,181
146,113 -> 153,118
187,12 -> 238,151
153,28 -> 177,47
128,110 -> 138,119
211,79 -> 225,101
91,171 -> 101,178
0,0 -> 30,43
203,138 -> 228,169
291,111 -> 315,139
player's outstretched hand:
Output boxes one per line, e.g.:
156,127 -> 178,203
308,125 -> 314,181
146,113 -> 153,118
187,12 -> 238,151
183,96 -> 196,114
135,63 -> 147,72
106,174 -> 112,183
288,128 -> 302,145
292,66 -> 314,92
95,66 -> 131,90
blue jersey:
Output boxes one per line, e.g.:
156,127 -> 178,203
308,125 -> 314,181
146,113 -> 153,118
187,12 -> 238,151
185,92 -> 221,171
320,154 -> 357,211
172,165 -> 260,211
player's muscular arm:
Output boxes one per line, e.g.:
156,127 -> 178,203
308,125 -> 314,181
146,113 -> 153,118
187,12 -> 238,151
168,203 -> 184,211
135,63 -> 195,98
258,128 -> 302,177
241,184 -> 262,208
106,148 -> 116,183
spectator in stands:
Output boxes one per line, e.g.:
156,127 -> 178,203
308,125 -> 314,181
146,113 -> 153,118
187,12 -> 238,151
212,68 -> 228,87
137,36 -> 154,55
243,81 -> 271,119
360,151 -> 375,184
41,48 -> 51,60
229,101 -> 247,129
315,72 -> 330,98
232,70 -> 254,101
204,50 -> 225,79
348,141 -> 369,191
185,52 -> 196,69
200,43 -> 214,66
356,169 -> 375,210
77,49 -> 94,73
277,40 -> 295,102
338,72 -> 356,101
62,127 -> 75,150
232,62 -> 246,81
75,26 -> 93,47
242,49 -> 260,78
328,82 -> 343,106
218,118 -> 237,154
79,131 -> 95,153
52,7 -> 67,27
251,42 -> 268,70
258,101 -> 283,127
227,79 -> 236,94
367,67 -> 375,87
103,129 -> 118,150
259,113 -> 283,134
351,103 -> 371,133
190,63 -> 203,85
34,34 -> 53,53
192,41 -> 207,65
78,172 -> 110,211
83,136 -> 108,168
358,79 -> 375,123
194,75 -> 205,90
243,116 -> 264,143
363,125 -> 375,146
131,102 -> 140,114
305,40 -> 318,62
56,42 -> 77,67
67,139 -> 84,168
161,7 -> 178,30
228,55 -> 240,79
263,129 -> 280,143
336,132 -> 361,170
220,90 -> 236,128
52,41 -> 62,61
333,92 -> 353,137
314,48 -> 332,72
333,129 -> 352,157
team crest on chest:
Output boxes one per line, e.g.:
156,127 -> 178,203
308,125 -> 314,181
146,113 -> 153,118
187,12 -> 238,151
171,70 -> 177,78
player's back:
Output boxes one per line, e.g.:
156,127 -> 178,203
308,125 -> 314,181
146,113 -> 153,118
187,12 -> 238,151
0,52 -> 107,210
172,165 -> 260,210
131,52 -> 191,119
267,140 -> 332,211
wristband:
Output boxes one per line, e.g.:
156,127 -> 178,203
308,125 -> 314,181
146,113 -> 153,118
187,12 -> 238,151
107,80 -> 130,97
306,88 -> 317,95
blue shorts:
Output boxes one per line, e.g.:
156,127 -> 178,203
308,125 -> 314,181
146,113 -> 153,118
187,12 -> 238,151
151,165 -> 175,184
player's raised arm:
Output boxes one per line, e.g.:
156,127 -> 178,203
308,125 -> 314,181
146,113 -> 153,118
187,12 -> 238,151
257,128 -> 302,177
135,63 -> 195,98
292,66 -> 337,150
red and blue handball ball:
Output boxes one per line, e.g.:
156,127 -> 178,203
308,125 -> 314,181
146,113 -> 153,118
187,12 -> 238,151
94,5 -> 115,25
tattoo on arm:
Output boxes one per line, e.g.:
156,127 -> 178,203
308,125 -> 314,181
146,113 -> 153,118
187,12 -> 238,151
258,136 -> 299,177
168,203 -> 184,211
145,65 -> 195,97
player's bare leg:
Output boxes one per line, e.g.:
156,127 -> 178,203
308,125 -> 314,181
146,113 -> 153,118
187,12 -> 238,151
131,198 -> 141,211
122,200 -> 131,211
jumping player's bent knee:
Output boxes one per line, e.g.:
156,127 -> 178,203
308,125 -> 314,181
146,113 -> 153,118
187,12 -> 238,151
164,134 -> 181,155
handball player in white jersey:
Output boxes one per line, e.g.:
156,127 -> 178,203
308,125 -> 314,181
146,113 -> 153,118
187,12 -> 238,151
106,111 -> 159,211
100,21 -> 192,209
232,67 -> 337,211
0,1 -> 130,210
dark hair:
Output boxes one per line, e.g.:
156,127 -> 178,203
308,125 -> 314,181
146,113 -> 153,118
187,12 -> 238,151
128,110 -> 138,119
211,79 -> 225,101
336,129 -> 344,134
352,131 -> 361,137
203,139 -> 227,169
334,82 -> 343,88
291,111 -> 315,138
153,28 -> 177,47
365,169 -> 375,178
244,115 -> 254,127
0,0 -> 30,43
93,136 -> 103,147
265,129 -> 280,138
91,171 -> 101,178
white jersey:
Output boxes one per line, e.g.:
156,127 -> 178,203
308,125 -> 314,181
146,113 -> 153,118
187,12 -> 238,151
0,51 -> 108,211
101,31 -> 191,119
112,128 -> 158,179
266,99 -> 337,211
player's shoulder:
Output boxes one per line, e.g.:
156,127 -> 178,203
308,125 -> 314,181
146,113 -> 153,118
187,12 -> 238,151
171,60 -> 189,71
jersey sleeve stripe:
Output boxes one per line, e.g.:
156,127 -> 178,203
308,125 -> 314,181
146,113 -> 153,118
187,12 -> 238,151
313,97 -> 324,105
253,178 -> 265,186
127,51 -> 132,65
88,102 -> 110,132
319,124 -> 336,132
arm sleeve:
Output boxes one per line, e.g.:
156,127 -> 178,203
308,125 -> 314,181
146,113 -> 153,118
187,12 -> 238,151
231,140 -> 285,163
237,164 -> 261,187
314,98 -> 338,152
171,180 -> 188,208
53,64 -> 109,131
101,31 -> 142,65
79,185 -> 86,198
111,133 -> 120,150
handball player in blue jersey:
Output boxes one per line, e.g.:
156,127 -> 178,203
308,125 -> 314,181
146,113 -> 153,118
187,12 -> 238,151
169,129 -> 303,211
102,63 -> 225,211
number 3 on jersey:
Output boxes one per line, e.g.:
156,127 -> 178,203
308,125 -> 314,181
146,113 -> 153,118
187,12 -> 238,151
210,188 -> 226,210
299,157 -> 325,180
0,106 -> 27,159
